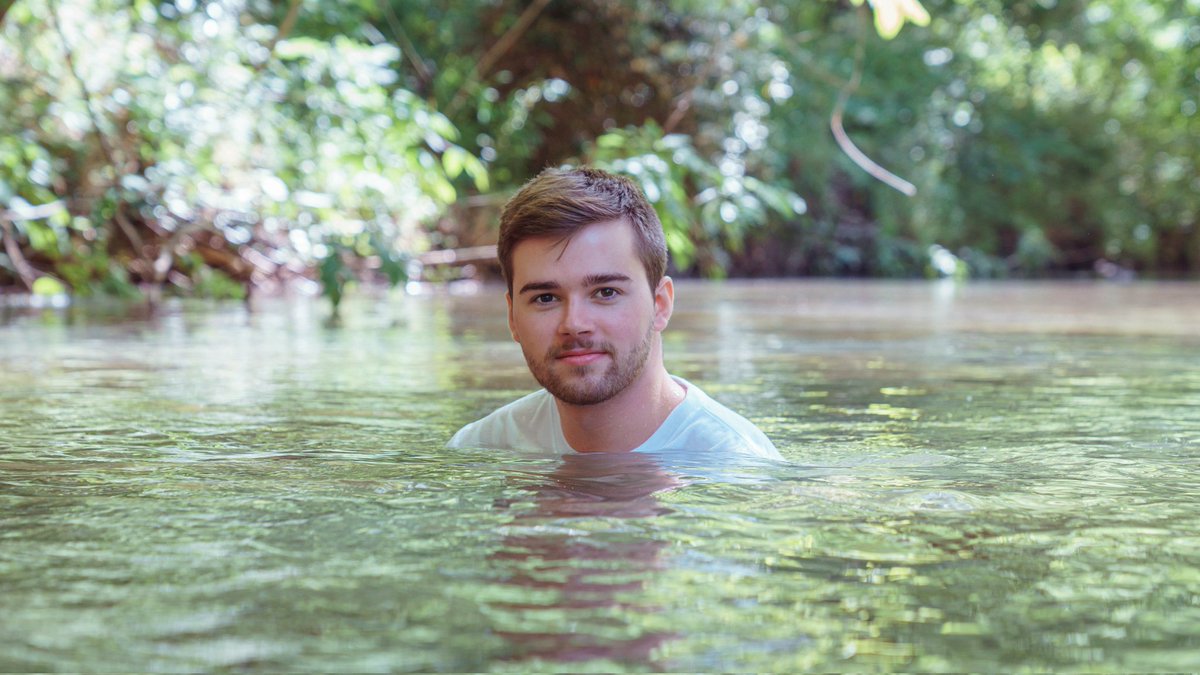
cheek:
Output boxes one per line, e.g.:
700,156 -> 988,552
512,310 -> 550,340
617,304 -> 657,334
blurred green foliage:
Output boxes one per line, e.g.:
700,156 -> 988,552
0,0 -> 1196,306
586,121 -> 806,276
0,0 -> 478,302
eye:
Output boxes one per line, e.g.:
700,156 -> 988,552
595,287 -> 620,300
532,293 -> 557,305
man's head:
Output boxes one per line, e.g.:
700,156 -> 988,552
500,168 -> 676,409
498,167 -> 668,295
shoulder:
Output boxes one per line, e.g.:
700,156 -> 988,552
447,389 -> 556,450
653,378 -> 782,460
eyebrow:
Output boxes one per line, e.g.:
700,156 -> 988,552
517,281 -> 561,295
517,273 -> 633,295
583,273 -> 633,287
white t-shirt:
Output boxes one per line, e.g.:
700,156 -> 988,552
447,376 -> 782,460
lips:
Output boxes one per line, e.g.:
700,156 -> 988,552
555,348 -> 609,366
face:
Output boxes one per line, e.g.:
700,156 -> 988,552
506,218 -> 673,407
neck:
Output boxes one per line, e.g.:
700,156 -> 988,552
555,357 -> 686,454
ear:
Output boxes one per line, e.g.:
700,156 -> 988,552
506,291 -> 520,343
652,276 -> 674,332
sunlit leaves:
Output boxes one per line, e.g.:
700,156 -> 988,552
30,275 -> 67,296
441,145 -> 489,192
0,0 -> 487,301
849,0 -> 932,40
2,0 -> 1197,295
587,122 -> 804,276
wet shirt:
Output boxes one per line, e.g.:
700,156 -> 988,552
447,376 -> 782,460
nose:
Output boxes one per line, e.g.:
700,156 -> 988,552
558,297 -> 594,336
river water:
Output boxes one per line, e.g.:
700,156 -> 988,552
2,280 -> 1199,671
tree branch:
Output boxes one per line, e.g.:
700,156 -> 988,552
47,0 -> 151,250
0,200 -> 67,222
378,0 -> 432,89
447,0 -> 554,116
152,218 -> 212,284
0,215 -> 37,291
266,0 -> 303,56
663,25 -> 748,135
830,5 -> 917,197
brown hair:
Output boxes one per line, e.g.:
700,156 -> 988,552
497,166 -> 667,294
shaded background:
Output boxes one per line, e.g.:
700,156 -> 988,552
1,0 -> 1197,304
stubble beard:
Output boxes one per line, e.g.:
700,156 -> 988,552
524,323 -> 656,406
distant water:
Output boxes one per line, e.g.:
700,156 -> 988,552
2,280 -> 1198,671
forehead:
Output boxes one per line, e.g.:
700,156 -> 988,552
510,218 -> 647,285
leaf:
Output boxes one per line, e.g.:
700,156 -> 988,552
874,1 -> 903,39
427,112 -> 459,141
899,0 -> 931,27
665,229 -> 695,270
429,176 -> 456,205
274,37 -> 325,60
869,0 -> 931,40
32,276 -> 67,296
462,153 -> 490,192
319,249 -> 354,309
25,221 -> 58,254
442,146 -> 465,179
596,133 -> 626,149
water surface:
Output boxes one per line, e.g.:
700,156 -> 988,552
2,280 -> 1199,671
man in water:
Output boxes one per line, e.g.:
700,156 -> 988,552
448,166 -> 781,460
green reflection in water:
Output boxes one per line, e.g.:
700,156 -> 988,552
1,281 -> 1199,671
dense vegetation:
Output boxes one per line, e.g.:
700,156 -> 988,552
1,0 -> 1197,305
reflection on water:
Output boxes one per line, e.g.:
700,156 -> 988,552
489,453 -> 679,667
1,281 -> 1199,671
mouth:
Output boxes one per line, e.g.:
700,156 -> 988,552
555,349 -> 609,367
